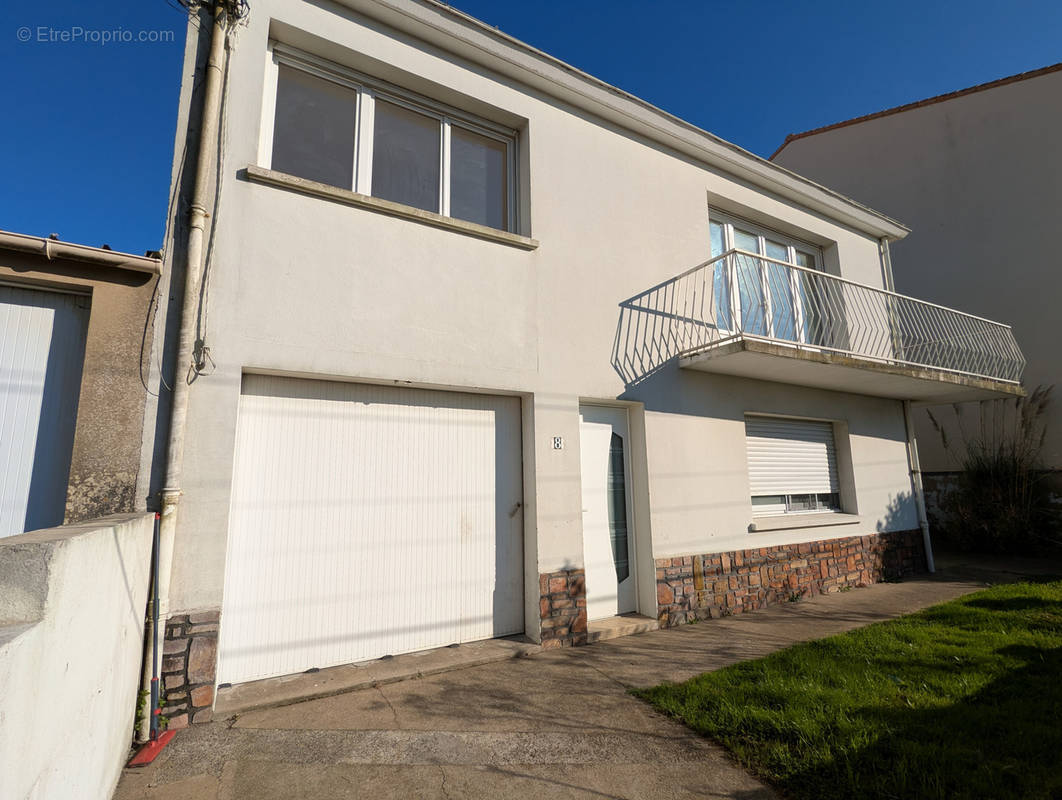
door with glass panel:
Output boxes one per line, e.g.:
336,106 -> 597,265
708,214 -> 824,345
580,405 -> 637,621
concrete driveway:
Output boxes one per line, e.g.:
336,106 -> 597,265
116,573 -> 985,800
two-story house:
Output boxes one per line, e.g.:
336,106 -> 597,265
146,0 -> 1025,726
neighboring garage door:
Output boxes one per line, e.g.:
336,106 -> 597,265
0,285 -> 88,538
217,374 -> 525,685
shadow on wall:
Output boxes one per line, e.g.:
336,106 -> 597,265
610,277 -> 725,388
876,491 -> 918,534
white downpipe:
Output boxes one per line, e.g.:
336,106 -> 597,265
137,3 -> 228,742
879,236 -> 897,292
903,399 -> 936,573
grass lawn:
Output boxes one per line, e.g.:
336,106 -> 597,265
633,580 -> 1062,800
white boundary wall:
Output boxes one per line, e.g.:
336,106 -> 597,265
0,513 -> 153,800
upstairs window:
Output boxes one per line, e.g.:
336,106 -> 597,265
371,99 -> 441,213
708,211 -> 823,341
266,49 -> 517,232
745,416 -> 841,516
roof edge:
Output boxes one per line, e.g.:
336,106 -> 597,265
0,230 -> 163,275
771,61 -> 1062,159
334,0 -> 910,239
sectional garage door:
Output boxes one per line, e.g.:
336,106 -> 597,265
217,374 -> 524,685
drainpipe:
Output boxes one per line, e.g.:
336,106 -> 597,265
903,399 -> 936,573
880,237 -> 905,362
879,237 -> 897,292
136,1 -> 229,742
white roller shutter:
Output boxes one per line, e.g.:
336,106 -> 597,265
745,416 -> 839,496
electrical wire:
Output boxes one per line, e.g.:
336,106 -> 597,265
191,9 -> 238,380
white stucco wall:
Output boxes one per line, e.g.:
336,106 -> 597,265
773,67 -> 1062,471
160,0 -> 919,625
0,513 -> 153,800
639,370 -> 915,558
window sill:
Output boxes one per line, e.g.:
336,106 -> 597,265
748,512 -> 861,533
244,165 -> 539,251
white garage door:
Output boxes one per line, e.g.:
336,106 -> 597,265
218,374 -> 524,685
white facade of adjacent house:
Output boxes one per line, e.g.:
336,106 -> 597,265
772,63 -> 1060,473
147,0 -> 1024,712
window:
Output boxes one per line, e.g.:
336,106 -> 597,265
371,99 -> 441,213
271,64 -> 357,189
745,416 -> 841,516
266,48 -> 517,232
450,126 -> 509,231
708,212 -> 825,343
607,432 -> 631,582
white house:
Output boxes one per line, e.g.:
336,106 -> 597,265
145,0 -> 1025,726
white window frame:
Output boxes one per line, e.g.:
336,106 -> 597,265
708,211 -> 824,342
261,43 -> 519,233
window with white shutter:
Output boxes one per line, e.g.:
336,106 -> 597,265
744,416 -> 841,516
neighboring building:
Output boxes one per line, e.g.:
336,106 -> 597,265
772,64 -> 1060,478
148,0 -> 1024,724
0,233 -> 162,795
0,231 -> 161,537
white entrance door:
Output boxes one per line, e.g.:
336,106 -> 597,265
0,285 -> 88,537
579,404 -> 637,621
218,375 -> 524,685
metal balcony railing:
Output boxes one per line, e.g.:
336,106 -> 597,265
612,249 -> 1025,386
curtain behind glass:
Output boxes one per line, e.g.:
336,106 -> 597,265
272,65 -> 357,189
372,100 -> 441,213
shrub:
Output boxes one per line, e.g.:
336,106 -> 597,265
927,385 -> 1058,553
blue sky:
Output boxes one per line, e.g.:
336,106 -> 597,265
1,1 -> 1060,254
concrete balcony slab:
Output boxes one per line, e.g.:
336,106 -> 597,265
680,336 -> 1025,403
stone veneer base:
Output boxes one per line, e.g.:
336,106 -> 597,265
157,532 -> 922,722
538,568 -> 588,648
656,529 -> 926,626
160,609 -> 220,728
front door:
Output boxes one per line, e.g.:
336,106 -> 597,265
580,404 -> 637,620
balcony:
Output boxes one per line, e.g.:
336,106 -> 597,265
612,249 -> 1025,402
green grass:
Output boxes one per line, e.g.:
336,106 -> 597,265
633,580 -> 1062,800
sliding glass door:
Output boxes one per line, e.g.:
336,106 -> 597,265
709,212 -> 823,344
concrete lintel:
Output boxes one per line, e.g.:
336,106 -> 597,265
679,336 -> 1025,403
244,166 -> 540,251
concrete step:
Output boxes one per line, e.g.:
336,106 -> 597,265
587,613 -> 659,644
215,635 -> 540,717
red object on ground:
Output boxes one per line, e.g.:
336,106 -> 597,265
127,730 -> 177,767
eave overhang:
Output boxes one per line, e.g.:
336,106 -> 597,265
329,0 -> 909,240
